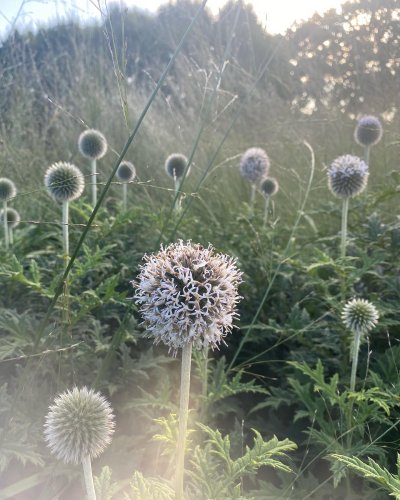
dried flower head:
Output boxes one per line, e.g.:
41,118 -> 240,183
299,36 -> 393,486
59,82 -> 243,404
116,161 -> 136,183
44,162 -> 85,203
0,207 -> 20,228
78,129 -> 108,160
328,155 -> 369,199
165,154 -> 189,179
0,178 -> 17,202
355,115 -> 383,147
44,387 -> 115,465
260,177 -> 279,197
342,298 -> 379,336
240,148 -> 270,184
133,241 -> 242,352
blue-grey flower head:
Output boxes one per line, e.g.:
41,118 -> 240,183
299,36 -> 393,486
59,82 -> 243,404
78,129 -> 108,160
328,155 -> 369,199
44,387 -> 115,465
240,148 -> 270,184
355,116 -> 383,147
342,298 -> 379,336
0,207 -> 20,228
0,178 -> 17,202
132,240 -> 243,353
260,177 -> 279,197
116,161 -> 136,183
165,154 -> 189,179
44,162 -> 85,203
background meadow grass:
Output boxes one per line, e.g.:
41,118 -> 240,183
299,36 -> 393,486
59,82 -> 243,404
0,0 -> 400,498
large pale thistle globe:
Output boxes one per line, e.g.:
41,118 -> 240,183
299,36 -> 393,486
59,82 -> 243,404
0,207 -> 20,228
44,387 -> 115,465
116,161 -> 136,182
0,178 -> 17,201
328,155 -> 369,199
133,241 -> 242,352
165,153 -> 189,180
342,298 -> 379,336
355,115 -> 383,147
44,162 -> 85,203
78,129 -> 108,160
239,148 -> 270,184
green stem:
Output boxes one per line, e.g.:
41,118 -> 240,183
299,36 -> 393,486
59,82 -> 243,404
174,177 -> 182,212
340,197 -> 349,259
176,342 -> 193,500
9,227 -> 13,246
62,201 -> 69,259
122,183 -> 127,211
263,196 -> 270,228
200,345 -> 209,421
249,183 -> 256,214
364,145 -> 370,166
91,159 -> 97,207
347,331 -> 361,448
3,200 -> 9,249
82,454 -> 96,500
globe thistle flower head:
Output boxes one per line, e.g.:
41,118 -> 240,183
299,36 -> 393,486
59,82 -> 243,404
133,240 -> 243,353
260,177 -> 279,197
240,148 -> 270,184
0,178 -> 17,202
355,115 -> 383,147
78,129 -> 108,160
165,154 -> 189,180
44,162 -> 85,203
342,298 -> 379,336
0,207 -> 20,228
328,155 -> 369,199
44,387 -> 115,465
116,161 -> 136,183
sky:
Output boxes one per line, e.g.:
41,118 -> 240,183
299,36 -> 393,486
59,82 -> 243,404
0,0 -> 343,38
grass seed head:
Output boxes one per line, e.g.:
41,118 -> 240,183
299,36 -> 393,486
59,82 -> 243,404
0,178 -> 17,202
116,161 -> 136,182
78,129 -> 108,160
328,155 -> 368,199
133,240 -> 243,353
44,387 -> 115,465
240,148 -> 270,184
355,115 -> 383,147
165,154 -> 189,179
342,298 -> 379,336
44,162 -> 85,203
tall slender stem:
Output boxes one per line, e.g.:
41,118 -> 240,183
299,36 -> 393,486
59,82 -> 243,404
364,145 -> 370,166
82,454 -> 96,500
346,331 -> 362,449
249,183 -> 256,214
3,200 -> 9,249
122,183 -> 127,211
263,196 -> 270,228
9,228 -> 13,245
91,159 -> 97,207
174,177 -> 182,212
62,201 -> 69,259
340,197 -> 349,259
176,342 -> 193,500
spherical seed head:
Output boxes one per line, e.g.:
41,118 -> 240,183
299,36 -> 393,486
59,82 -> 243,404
0,178 -> 17,202
355,115 -> 383,147
133,240 -> 243,352
164,154 -> 189,179
342,298 -> 379,336
0,207 -> 20,228
116,161 -> 136,182
44,387 -> 115,465
240,148 -> 270,184
44,162 -> 85,203
78,129 -> 108,160
328,155 -> 369,199
260,177 -> 279,197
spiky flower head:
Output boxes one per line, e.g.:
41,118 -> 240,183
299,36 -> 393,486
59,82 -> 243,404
44,162 -> 85,203
0,207 -> 20,228
78,129 -> 108,160
116,161 -> 136,183
240,148 -> 270,184
44,387 -> 115,465
165,154 -> 189,180
342,298 -> 379,336
0,178 -> 17,202
355,115 -> 383,147
133,240 -> 242,353
328,155 -> 369,199
260,177 -> 279,197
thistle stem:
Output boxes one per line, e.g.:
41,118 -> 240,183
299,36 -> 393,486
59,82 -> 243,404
91,159 -> 97,207
3,200 -> 9,249
176,342 -> 193,500
346,331 -> 362,449
249,184 -> 256,214
340,197 -> 349,259
263,197 -> 270,228
62,201 -> 69,259
82,454 -> 96,500
364,145 -> 370,166
9,228 -> 13,246
174,177 -> 182,212
122,183 -> 127,211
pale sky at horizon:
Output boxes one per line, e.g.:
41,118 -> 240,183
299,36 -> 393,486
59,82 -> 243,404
0,0 -> 344,38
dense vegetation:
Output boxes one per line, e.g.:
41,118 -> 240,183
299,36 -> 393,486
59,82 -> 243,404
0,0 -> 399,498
